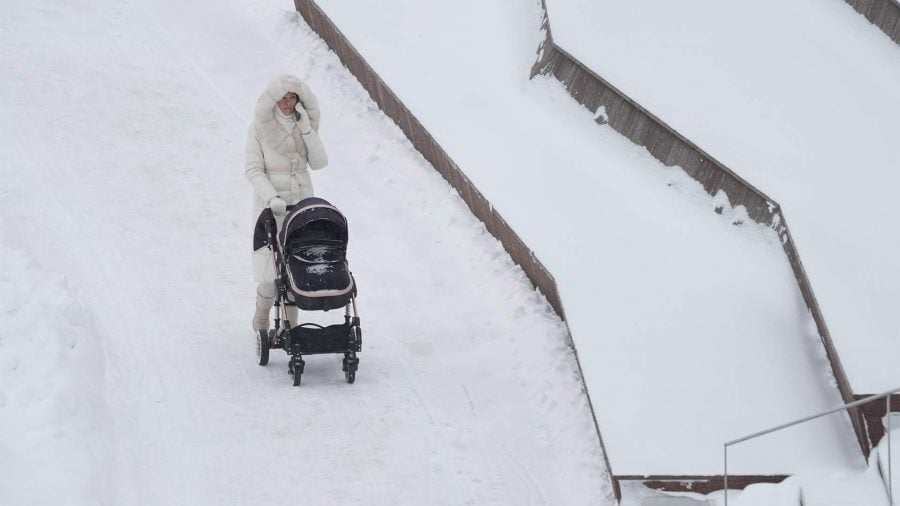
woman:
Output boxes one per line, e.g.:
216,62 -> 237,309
246,75 -> 328,333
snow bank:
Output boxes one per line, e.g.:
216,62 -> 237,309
545,0 -> 900,393
621,478 -> 800,506
0,218 -> 112,505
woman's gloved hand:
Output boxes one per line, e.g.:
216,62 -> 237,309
269,196 -> 287,216
295,102 -> 313,134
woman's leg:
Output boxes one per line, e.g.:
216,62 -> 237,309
252,282 -> 276,331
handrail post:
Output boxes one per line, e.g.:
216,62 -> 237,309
889,393 -> 894,505
724,444 -> 729,506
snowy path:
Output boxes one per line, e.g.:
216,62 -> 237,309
0,0 -> 610,504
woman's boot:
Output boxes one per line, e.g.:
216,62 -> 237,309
252,292 -> 275,331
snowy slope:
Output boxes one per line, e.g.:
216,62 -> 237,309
313,0 -> 857,475
545,0 -> 900,393
0,0 -> 610,503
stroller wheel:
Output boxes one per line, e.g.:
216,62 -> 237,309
343,353 -> 359,384
256,330 -> 269,366
290,356 -> 304,387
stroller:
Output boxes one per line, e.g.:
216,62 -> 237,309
253,197 -> 362,386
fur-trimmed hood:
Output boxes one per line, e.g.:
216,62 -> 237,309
253,75 -> 322,157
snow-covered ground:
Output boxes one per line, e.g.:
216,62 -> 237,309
3,0 -> 891,502
545,0 -> 900,394
313,0 -> 858,476
0,0 -> 611,503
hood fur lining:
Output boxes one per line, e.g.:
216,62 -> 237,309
254,75 -> 322,158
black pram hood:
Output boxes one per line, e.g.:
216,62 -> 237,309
278,197 -> 348,247
250,197 -> 356,311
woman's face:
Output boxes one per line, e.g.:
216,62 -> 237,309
277,92 -> 299,115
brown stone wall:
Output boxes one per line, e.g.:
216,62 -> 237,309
616,474 -> 790,495
855,393 -> 900,448
845,0 -> 900,45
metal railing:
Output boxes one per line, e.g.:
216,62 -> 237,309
724,387 -> 900,505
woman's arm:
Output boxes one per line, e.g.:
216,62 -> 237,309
302,130 -> 328,170
299,81 -> 321,132
295,101 -> 329,171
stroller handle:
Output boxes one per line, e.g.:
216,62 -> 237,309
262,204 -> 298,235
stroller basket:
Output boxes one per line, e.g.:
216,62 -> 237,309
290,323 -> 362,355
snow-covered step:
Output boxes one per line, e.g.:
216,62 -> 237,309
642,495 -> 710,505
619,482 -> 715,506
798,468 -> 890,506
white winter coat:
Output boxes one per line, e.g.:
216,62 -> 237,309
247,75 -> 329,282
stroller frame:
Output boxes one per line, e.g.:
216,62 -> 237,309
256,209 -> 362,386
